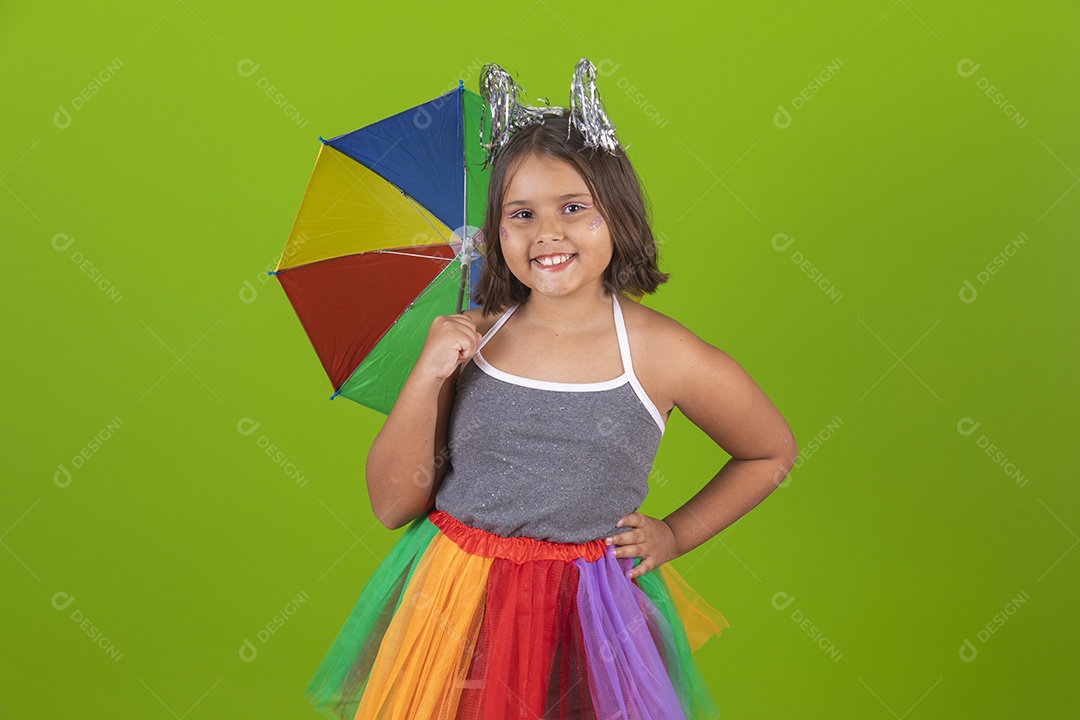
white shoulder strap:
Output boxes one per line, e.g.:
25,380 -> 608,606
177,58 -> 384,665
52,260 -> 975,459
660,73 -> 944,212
612,294 -> 635,374
476,303 -> 519,353
612,293 -> 666,435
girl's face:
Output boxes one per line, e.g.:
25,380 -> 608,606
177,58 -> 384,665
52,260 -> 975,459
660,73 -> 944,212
498,153 -> 614,301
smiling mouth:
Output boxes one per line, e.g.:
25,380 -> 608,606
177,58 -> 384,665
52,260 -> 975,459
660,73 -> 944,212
532,253 -> 577,268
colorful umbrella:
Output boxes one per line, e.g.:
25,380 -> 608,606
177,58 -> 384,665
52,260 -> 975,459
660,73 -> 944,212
271,81 -> 490,414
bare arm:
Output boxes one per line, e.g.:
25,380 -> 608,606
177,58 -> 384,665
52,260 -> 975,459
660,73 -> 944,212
661,326 -> 798,558
365,314 -> 481,530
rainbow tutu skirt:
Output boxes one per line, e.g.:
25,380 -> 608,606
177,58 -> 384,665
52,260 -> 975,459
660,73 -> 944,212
304,508 -> 729,719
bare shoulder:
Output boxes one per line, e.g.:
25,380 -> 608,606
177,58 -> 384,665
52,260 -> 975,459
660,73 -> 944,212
620,295 -> 721,359
620,295 -> 743,411
624,295 -> 796,461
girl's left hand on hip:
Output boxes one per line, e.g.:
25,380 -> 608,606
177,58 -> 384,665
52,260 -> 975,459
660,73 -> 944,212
604,511 -> 679,580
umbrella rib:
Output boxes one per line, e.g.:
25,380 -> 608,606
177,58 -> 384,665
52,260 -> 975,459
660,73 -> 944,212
398,191 -> 452,244
274,245 -> 458,274
372,249 -> 454,260
315,144 -> 404,226
345,135 -> 404,211
324,134 -> 465,248
328,146 -> 458,247
407,256 -> 461,307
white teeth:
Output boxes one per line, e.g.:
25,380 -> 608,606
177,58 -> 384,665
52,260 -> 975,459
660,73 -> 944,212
535,253 -> 574,267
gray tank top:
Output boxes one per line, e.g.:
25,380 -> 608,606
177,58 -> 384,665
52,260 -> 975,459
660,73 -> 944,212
434,292 -> 666,544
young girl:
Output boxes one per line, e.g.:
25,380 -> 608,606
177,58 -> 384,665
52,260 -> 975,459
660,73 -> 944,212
305,67 -> 797,720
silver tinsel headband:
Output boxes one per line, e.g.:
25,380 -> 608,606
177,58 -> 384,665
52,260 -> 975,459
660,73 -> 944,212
479,57 -> 623,170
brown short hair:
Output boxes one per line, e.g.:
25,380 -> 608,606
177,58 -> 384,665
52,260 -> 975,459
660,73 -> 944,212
472,115 -> 669,316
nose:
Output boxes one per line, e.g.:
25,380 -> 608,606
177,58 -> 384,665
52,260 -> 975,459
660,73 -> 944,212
535,212 -> 564,243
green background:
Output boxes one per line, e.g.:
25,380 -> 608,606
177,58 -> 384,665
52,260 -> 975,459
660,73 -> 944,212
4,1 -> 1078,717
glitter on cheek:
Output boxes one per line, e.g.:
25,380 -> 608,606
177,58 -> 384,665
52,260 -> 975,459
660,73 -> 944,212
588,215 -> 604,232
499,225 -> 508,241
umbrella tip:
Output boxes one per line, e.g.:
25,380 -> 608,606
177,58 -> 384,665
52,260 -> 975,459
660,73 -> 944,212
329,388 -> 341,400
318,135 -> 328,145
458,79 -> 464,89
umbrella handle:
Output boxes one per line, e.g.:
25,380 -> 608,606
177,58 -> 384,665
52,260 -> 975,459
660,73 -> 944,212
456,254 -> 468,314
